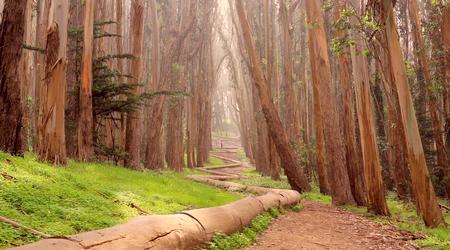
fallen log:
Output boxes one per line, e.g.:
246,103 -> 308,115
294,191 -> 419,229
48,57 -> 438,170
209,154 -> 242,165
203,163 -> 242,170
11,171 -> 300,250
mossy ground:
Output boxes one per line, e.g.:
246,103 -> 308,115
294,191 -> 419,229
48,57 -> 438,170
0,152 -> 239,248
239,168 -> 450,249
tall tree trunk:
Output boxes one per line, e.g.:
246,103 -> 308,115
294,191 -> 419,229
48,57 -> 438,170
0,0 -> 27,155
377,0 -> 444,227
334,0 -> 367,206
441,4 -> 450,199
310,64 -> 330,194
348,0 -> 388,214
235,0 -> 310,192
19,0 -> 35,153
38,0 -> 69,165
279,0 -> 298,141
77,0 -> 95,161
305,0 -> 355,205
35,0 -> 51,151
124,0 -> 144,169
115,0 -> 126,154
66,0 -> 83,158
409,0 -> 449,196
144,0 -> 163,170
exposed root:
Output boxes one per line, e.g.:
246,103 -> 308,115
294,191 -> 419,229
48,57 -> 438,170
0,216 -> 51,239
129,203 -> 151,215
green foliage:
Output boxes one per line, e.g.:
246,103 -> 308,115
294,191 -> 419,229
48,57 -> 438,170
322,0 -> 334,12
204,209 -> 282,250
0,152 -> 239,248
302,191 -> 332,205
331,36 -> 354,55
292,204 -> 304,212
291,141 -> 315,172
69,21 -> 189,161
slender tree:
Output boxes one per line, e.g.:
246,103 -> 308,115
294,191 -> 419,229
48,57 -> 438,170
235,0 -> 310,192
374,0 -> 444,227
125,0 -> 144,169
349,0 -> 389,215
279,0 -> 298,140
77,0 -> 95,161
305,0 -> 355,205
334,0 -> 366,205
408,0 -> 449,191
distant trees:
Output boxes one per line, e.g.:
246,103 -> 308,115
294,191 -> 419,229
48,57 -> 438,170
235,0 -> 310,192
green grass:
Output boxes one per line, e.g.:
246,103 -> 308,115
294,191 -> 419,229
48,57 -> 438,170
337,193 -> 450,249
235,168 -> 291,189
203,208 -> 285,250
0,152 -> 239,248
206,156 -> 225,167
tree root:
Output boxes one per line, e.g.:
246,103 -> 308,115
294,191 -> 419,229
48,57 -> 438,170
0,216 -> 51,238
129,203 -> 151,215
439,203 -> 450,212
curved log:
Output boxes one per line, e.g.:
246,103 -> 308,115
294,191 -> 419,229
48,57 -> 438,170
11,166 -> 301,250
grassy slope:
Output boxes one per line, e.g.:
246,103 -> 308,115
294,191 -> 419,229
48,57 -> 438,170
0,152 -> 239,248
239,168 -> 450,249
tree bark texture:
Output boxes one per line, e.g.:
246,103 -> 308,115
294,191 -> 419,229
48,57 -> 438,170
376,0 -> 444,227
77,0 -> 95,161
305,0 -> 355,205
235,0 -> 310,193
125,0 -> 145,169
37,0 -> 69,165
0,0 -> 27,155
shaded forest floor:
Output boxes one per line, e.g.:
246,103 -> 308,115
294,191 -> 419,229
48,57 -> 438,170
238,171 -> 450,250
208,137 -> 450,250
246,201 -> 419,250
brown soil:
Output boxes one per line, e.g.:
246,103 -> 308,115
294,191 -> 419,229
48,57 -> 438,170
210,137 -> 420,250
245,201 -> 420,250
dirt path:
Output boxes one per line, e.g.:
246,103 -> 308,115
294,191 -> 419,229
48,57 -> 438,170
210,137 -> 420,250
245,201 -> 419,250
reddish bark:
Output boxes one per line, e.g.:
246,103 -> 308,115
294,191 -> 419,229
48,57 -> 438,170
305,0 -> 354,205
0,0 -> 27,155
236,0 -> 310,192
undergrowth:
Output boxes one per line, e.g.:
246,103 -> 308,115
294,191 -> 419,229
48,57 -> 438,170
203,208 -> 287,250
341,193 -> 450,249
0,152 -> 239,248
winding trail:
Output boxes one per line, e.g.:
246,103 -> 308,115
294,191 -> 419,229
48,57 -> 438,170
208,137 -> 420,250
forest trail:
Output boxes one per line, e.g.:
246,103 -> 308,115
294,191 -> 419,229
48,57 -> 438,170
210,137 -> 420,250
245,201 -> 419,250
